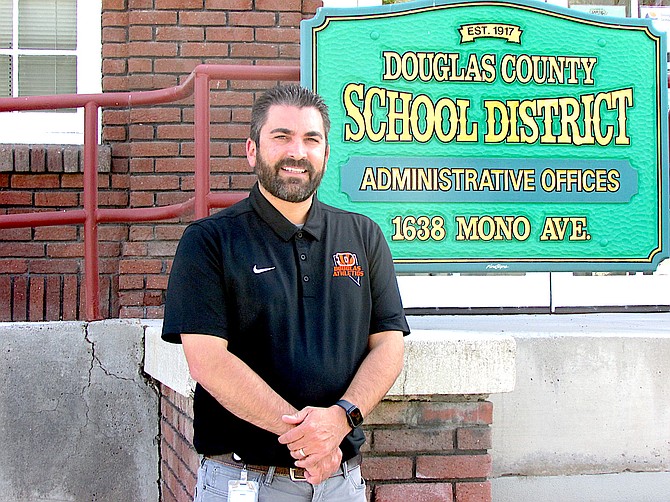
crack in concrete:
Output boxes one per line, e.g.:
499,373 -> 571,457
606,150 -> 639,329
83,323 -> 135,384
80,322 -> 93,433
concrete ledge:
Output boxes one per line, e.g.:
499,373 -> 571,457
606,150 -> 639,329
143,320 -> 517,398
389,329 -> 516,395
492,472 -> 670,502
143,319 -> 195,397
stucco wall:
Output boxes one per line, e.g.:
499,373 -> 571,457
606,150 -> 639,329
404,314 -> 670,501
0,320 -> 159,502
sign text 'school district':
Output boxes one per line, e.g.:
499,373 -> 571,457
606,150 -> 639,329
345,52 -> 632,147
301,0 -> 668,272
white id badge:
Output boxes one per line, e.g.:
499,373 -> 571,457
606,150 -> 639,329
228,469 -> 259,502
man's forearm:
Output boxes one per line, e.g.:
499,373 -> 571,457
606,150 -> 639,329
278,330 -> 405,459
341,330 -> 405,418
182,333 -> 297,436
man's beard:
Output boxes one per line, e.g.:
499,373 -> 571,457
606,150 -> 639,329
255,152 -> 325,203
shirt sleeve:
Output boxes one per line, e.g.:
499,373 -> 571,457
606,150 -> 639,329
367,220 -> 411,337
161,222 -> 229,344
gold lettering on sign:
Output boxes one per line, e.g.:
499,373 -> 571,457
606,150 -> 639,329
459,23 -> 523,44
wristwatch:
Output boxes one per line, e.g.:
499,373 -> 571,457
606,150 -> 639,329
335,399 -> 364,429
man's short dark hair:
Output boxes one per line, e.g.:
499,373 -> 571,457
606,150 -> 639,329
250,84 -> 330,145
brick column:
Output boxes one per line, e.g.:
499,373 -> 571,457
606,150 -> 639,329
159,386 -> 493,502
160,384 -> 198,502
364,399 -> 492,502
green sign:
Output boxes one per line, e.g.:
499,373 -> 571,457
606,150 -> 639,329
301,0 -> 669,272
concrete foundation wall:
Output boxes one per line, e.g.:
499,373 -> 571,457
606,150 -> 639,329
0,320 -> 159,502
3,314 -> 669,502
483,313 -> 670,501
409,314 -> 670,501
492,472 -> 670,502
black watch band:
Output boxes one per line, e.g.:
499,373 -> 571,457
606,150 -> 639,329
335,399 -> 364,428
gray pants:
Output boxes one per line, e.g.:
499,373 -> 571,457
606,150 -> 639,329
194,457 -> 367,502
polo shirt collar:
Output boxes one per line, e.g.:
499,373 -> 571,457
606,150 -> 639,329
249,183 -> 324,242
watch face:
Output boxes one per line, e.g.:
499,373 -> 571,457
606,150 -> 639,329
348,406 -> 364,428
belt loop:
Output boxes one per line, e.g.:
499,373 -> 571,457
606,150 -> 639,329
341,459 -> 349,479
264,465 -> 276,486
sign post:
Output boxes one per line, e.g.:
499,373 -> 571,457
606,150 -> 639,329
301,0 -> 669,272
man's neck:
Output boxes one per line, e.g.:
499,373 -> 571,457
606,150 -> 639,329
258,184 -> 313,226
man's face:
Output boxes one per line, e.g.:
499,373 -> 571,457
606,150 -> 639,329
247,104 -> 329,203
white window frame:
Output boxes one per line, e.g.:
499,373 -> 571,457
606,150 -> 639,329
322,0 -> 382,7
0,0 -> 101,145
397,263 -> 670,313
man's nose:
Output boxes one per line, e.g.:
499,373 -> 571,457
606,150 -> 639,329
286,138 -> 307,159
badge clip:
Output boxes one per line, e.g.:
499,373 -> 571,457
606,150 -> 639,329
228,468 -> 259,502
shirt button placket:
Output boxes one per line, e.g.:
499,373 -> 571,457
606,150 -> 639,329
295,233 -> 313,296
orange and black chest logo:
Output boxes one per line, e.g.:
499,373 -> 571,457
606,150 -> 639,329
332,252 -> 365,286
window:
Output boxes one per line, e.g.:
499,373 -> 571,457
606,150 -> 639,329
568,0 -> 634,18
0,0 -> 101,144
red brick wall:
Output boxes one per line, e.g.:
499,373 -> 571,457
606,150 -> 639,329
0,145 -> 118,321
161,384 -> 493,502
365,400 -> 492,502
0,0 -> 321,321
161,385 -> 198,502
104,0 -> 322,320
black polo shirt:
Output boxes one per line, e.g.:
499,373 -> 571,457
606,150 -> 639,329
162,183 -> 409,466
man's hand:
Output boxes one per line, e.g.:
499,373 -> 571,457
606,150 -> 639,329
296,447 -> 343,485
278,406 -> 350,465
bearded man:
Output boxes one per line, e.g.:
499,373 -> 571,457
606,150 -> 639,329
162,84 -> 409,502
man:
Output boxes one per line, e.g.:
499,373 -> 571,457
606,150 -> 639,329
162,84 -> 409,501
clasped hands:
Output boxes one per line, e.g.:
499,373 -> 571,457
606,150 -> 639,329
278,405 -> 351,485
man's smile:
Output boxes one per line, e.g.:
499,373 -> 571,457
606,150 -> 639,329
281,166 -> 308,174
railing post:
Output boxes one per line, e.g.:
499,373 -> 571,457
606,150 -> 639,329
83,101 -> 101,320
194,71 -> 211,220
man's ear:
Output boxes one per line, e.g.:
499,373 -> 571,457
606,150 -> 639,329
246,138 -> 257,168
324,143 -> 330,170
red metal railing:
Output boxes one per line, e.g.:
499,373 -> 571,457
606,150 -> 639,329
0,64 -> 300,321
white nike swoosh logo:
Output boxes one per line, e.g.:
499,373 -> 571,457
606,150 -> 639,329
253,265 -> 276,274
